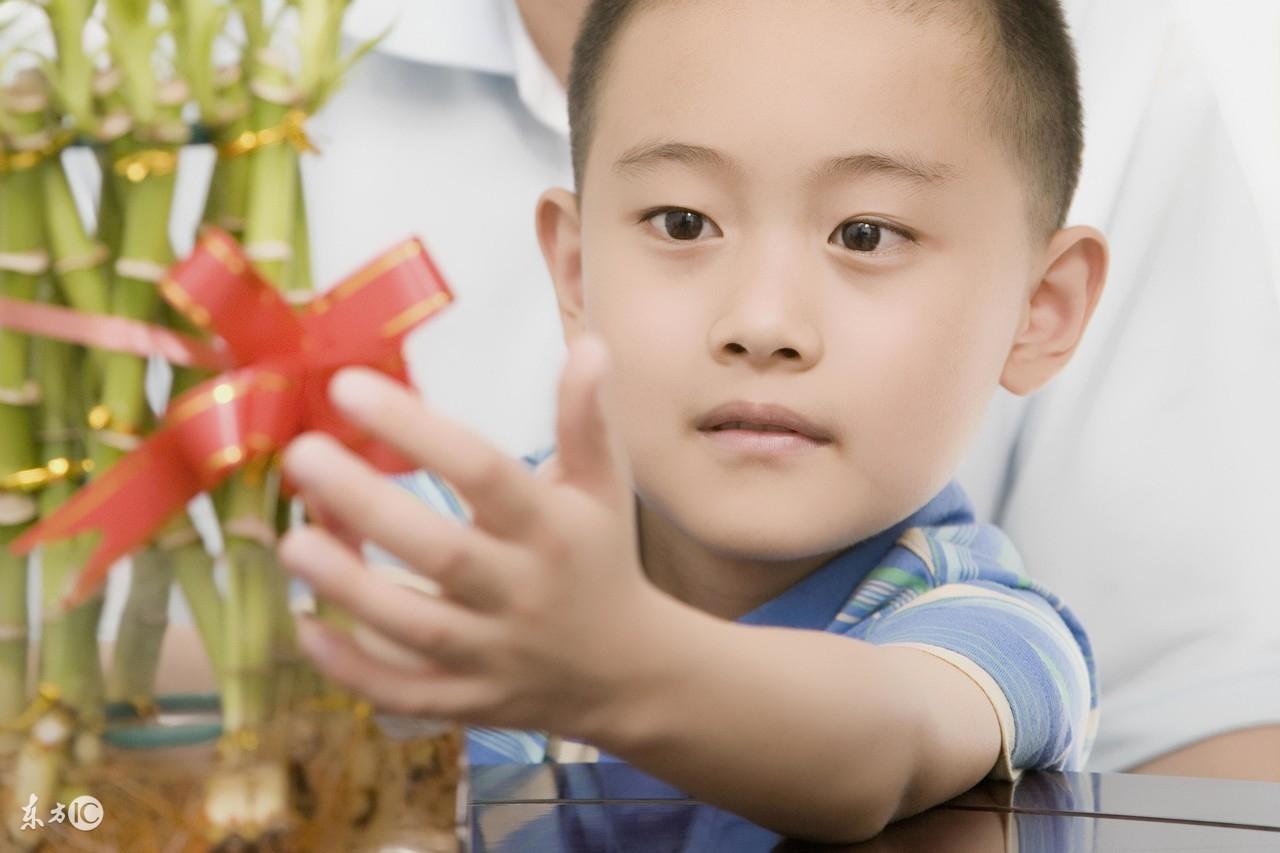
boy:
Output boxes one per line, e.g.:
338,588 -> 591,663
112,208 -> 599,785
278,0 -> 1108,842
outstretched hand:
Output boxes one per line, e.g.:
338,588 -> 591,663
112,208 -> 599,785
278,335 -> 668,739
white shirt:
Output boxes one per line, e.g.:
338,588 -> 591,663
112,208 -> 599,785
956,0 -> 1280,770
302,0 -> 572,459
319,0 -> 1280,772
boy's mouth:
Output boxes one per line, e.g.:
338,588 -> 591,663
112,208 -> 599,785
696,401 -> 832,444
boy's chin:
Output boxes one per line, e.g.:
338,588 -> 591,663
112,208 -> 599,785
688,507 -> 879,565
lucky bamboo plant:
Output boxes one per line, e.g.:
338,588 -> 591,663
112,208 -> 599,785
0,2 -> 454,850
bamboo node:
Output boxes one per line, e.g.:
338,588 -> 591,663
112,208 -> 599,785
0,129 -> 75,175
53,243 -> 110,275
244,239 -> 293,264
97,429 -> 143,452
0,493 -> 38,524
0,379 -> 40,406
115,256 -> 170,283
0,249 -> 51,275
157,524 -> 202,550
224,516 -> 279,547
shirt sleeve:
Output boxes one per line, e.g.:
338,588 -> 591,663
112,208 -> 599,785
858,532 -> 1098,780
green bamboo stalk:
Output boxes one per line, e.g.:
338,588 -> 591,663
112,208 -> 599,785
90,151 -> 178,458
241,50 -> 298,285
3,696 -> 75,850
0,529 -> 31,758
38,0 -> 97,134
215,44 -> 305,737
171,537 -> 224,682
162,305 -> 228,685
92,67 -> 131,260
34,314 -> 101,721
5,284 -> 98,848
91,68 -> 190,707
0,74 -> 53,751
202,69 -> 251,237
105,543 -> 173,706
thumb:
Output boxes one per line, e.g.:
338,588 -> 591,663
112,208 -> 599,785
555,334 -> 629,505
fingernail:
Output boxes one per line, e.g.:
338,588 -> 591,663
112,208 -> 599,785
329,369 -> 380,412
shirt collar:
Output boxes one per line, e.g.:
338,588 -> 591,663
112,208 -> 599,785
737,481 -> 975,631
343,0 -> 569,136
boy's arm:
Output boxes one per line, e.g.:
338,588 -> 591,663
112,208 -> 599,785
276,345 -> 1044,845
581,600 -> 1003,842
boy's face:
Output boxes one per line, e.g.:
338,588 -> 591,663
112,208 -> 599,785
554,0 -> 1065,560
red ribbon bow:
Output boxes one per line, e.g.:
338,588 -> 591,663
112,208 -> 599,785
11,227 -> 453,609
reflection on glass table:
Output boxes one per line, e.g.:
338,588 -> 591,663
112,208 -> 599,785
469,763 -> 1280,852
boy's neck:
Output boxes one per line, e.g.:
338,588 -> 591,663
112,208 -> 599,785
515,0 -> 590,87
637,502 -> 834,621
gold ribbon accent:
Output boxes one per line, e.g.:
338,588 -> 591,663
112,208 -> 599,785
87,404 -> 143,436
0,130 -> 75,175
300,693 -> 355,714
217,109 -> 319,160
113,148 -> 180,183
0,457 -> 95,494
216,727 -> 261,759
0,683 -> 63,734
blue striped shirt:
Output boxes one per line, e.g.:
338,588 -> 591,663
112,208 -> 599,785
396,449 -> 1098,778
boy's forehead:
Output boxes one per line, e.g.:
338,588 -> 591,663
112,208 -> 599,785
589,0 -> 995,185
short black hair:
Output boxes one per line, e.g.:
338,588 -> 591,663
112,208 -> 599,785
567,0 -> 1084,237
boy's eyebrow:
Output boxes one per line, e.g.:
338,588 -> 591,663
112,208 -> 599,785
613,141 -> 740,177
612,140 -> 954,186
815,151 -> 957,186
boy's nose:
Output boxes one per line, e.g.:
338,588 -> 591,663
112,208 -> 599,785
707,275 -> 823,371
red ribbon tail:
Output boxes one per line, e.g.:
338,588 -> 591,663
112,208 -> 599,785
12,433 -> 203,610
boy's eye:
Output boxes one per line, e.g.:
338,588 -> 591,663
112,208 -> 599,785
644,208 -> 722,242
831,220 -> 911,254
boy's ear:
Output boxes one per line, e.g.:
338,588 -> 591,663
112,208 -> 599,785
536,187 -> 587,342
1000,225 -> 1109,396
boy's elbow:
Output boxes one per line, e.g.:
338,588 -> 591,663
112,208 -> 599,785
779,783 -> 911,844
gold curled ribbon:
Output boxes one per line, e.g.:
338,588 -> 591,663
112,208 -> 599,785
0,457 -> 95,494
113,148 -> 179,183
0,130 -> 76,175
217,109 -> 318,160
216,727 -> 261,759
0,683 -> 63,734
300,693 -> 355,714
87,404 -> 143,436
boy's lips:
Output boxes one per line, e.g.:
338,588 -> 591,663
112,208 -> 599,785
695,401 -> 833,443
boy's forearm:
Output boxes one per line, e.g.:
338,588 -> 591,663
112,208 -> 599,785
586,601 -> 1001,843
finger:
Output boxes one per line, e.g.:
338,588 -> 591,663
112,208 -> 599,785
280,524 -> 494,669
556,335 -> 630,505
283,433 -> 515,609
301,498 -> 363,553
327,368 -> 541,536
297,618 -> 498,719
